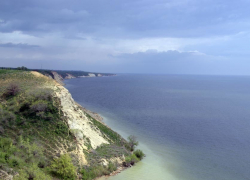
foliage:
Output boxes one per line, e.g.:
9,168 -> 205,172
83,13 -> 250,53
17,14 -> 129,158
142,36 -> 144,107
86,144 -> 129,166
17,66 -> 28,71
0,108 -> 16,125
0,69 -> 140,180
2,83 -> 20,98
133,149 -> 145,160
0,137 -> 52,180
127,135 -> 138,151
14,164 -> 52,180
81,162 -> 117,180
55,122 -> 69,135
50,154 -> 77,180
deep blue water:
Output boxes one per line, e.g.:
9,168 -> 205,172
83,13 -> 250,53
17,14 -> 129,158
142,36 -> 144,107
65,74 -> 250,180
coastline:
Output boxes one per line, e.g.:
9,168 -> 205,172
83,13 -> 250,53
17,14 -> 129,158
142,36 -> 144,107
74,103 -> 131,180
63,76 -> 182,180
63,78 -> 139,180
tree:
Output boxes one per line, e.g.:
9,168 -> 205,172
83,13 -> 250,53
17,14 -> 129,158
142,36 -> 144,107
50,154 -> 77,180
17,66 -> 28,70
127,135 -> 138,151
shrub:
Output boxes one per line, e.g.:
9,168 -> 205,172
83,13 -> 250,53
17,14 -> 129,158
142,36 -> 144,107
124,154 -> 139,167
130,154 -> 139,164
50,154 -> 77,180
3,83 -> 20,98
0,108 -> 16,125
0,137 -> 13,152
107,161 -> 117,172
81,165 -> 110,180
133,149 -> 145,160
55,122 -> 69,135
14,165 -> 52,180
125,156 -> 131,164
27,88 -> 53,101
30,101 -> 48,113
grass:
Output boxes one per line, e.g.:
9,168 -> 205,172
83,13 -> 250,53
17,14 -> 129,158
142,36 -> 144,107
0,70 -> 77,179
0,69 -> 142,180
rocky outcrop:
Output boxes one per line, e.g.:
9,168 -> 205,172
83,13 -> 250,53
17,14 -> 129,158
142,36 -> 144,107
65,73 -> 76,79
51,71 -> 64,85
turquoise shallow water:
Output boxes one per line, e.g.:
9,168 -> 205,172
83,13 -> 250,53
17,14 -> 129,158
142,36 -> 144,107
65,74 -> 250,180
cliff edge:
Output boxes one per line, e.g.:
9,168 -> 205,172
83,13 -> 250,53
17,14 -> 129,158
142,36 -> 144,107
0,70 -> 132,180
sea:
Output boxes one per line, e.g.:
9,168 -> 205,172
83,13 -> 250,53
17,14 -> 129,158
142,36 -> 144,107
65,74 -> 250,180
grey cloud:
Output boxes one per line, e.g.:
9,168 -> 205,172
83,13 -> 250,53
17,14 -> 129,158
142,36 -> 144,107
1,0 -> 250,38
0,43 -> 40,48
1,0 -> 250,75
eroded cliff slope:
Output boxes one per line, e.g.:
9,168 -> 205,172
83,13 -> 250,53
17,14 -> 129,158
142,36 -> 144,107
0,70 -> 130,180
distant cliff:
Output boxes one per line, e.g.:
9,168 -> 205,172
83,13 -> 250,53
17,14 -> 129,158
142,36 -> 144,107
0,67 -> 116,86
33,69 -> 116,85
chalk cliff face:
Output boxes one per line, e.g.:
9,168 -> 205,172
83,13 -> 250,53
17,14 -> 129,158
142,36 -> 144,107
29,71 -> 111,166
53,84 -> 109,149
42,75 -> 109,165
51,71 -> 65,85
64,73 -> 76,79
88,73 -> 96,77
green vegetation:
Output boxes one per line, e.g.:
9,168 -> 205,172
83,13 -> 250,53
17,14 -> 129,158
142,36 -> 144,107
0,70 -> 75,179
85,113 -> 127,146
81,161 -> 117,180
133,149 -> 145,160
127,135 -> 139,151
17,66 -> 28,71
50,154 -> 77,180
0,137 -> 51,180
0,69 -> 144,180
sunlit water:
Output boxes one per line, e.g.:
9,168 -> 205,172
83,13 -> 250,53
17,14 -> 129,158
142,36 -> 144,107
65,74 -> 250,180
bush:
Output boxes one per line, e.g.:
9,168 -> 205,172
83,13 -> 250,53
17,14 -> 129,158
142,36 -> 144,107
130,154 -> 139,164
55,122 -> 69,135
27,88 -> 53,101
0,108 -> 16,125
14,165 -> 52,180
124,154 -> 139,167
0,137 -> 13,152
3,83 -> 20,98
107,161 -> 117,172
81,164 -> 110,180
50,154 -> 77,180
133,149 -> 145,160
30,101 -> 48,113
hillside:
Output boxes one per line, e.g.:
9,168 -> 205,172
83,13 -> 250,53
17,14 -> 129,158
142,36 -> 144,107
0,70 -> 143,180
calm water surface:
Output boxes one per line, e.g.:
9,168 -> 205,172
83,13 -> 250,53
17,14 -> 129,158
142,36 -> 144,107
65,74 -> 250,180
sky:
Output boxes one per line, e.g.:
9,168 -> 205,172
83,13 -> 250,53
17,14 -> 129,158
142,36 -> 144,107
0,0 -> 250,75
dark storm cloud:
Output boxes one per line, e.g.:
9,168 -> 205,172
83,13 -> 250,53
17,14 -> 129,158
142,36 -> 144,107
1,0 -> 250,38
